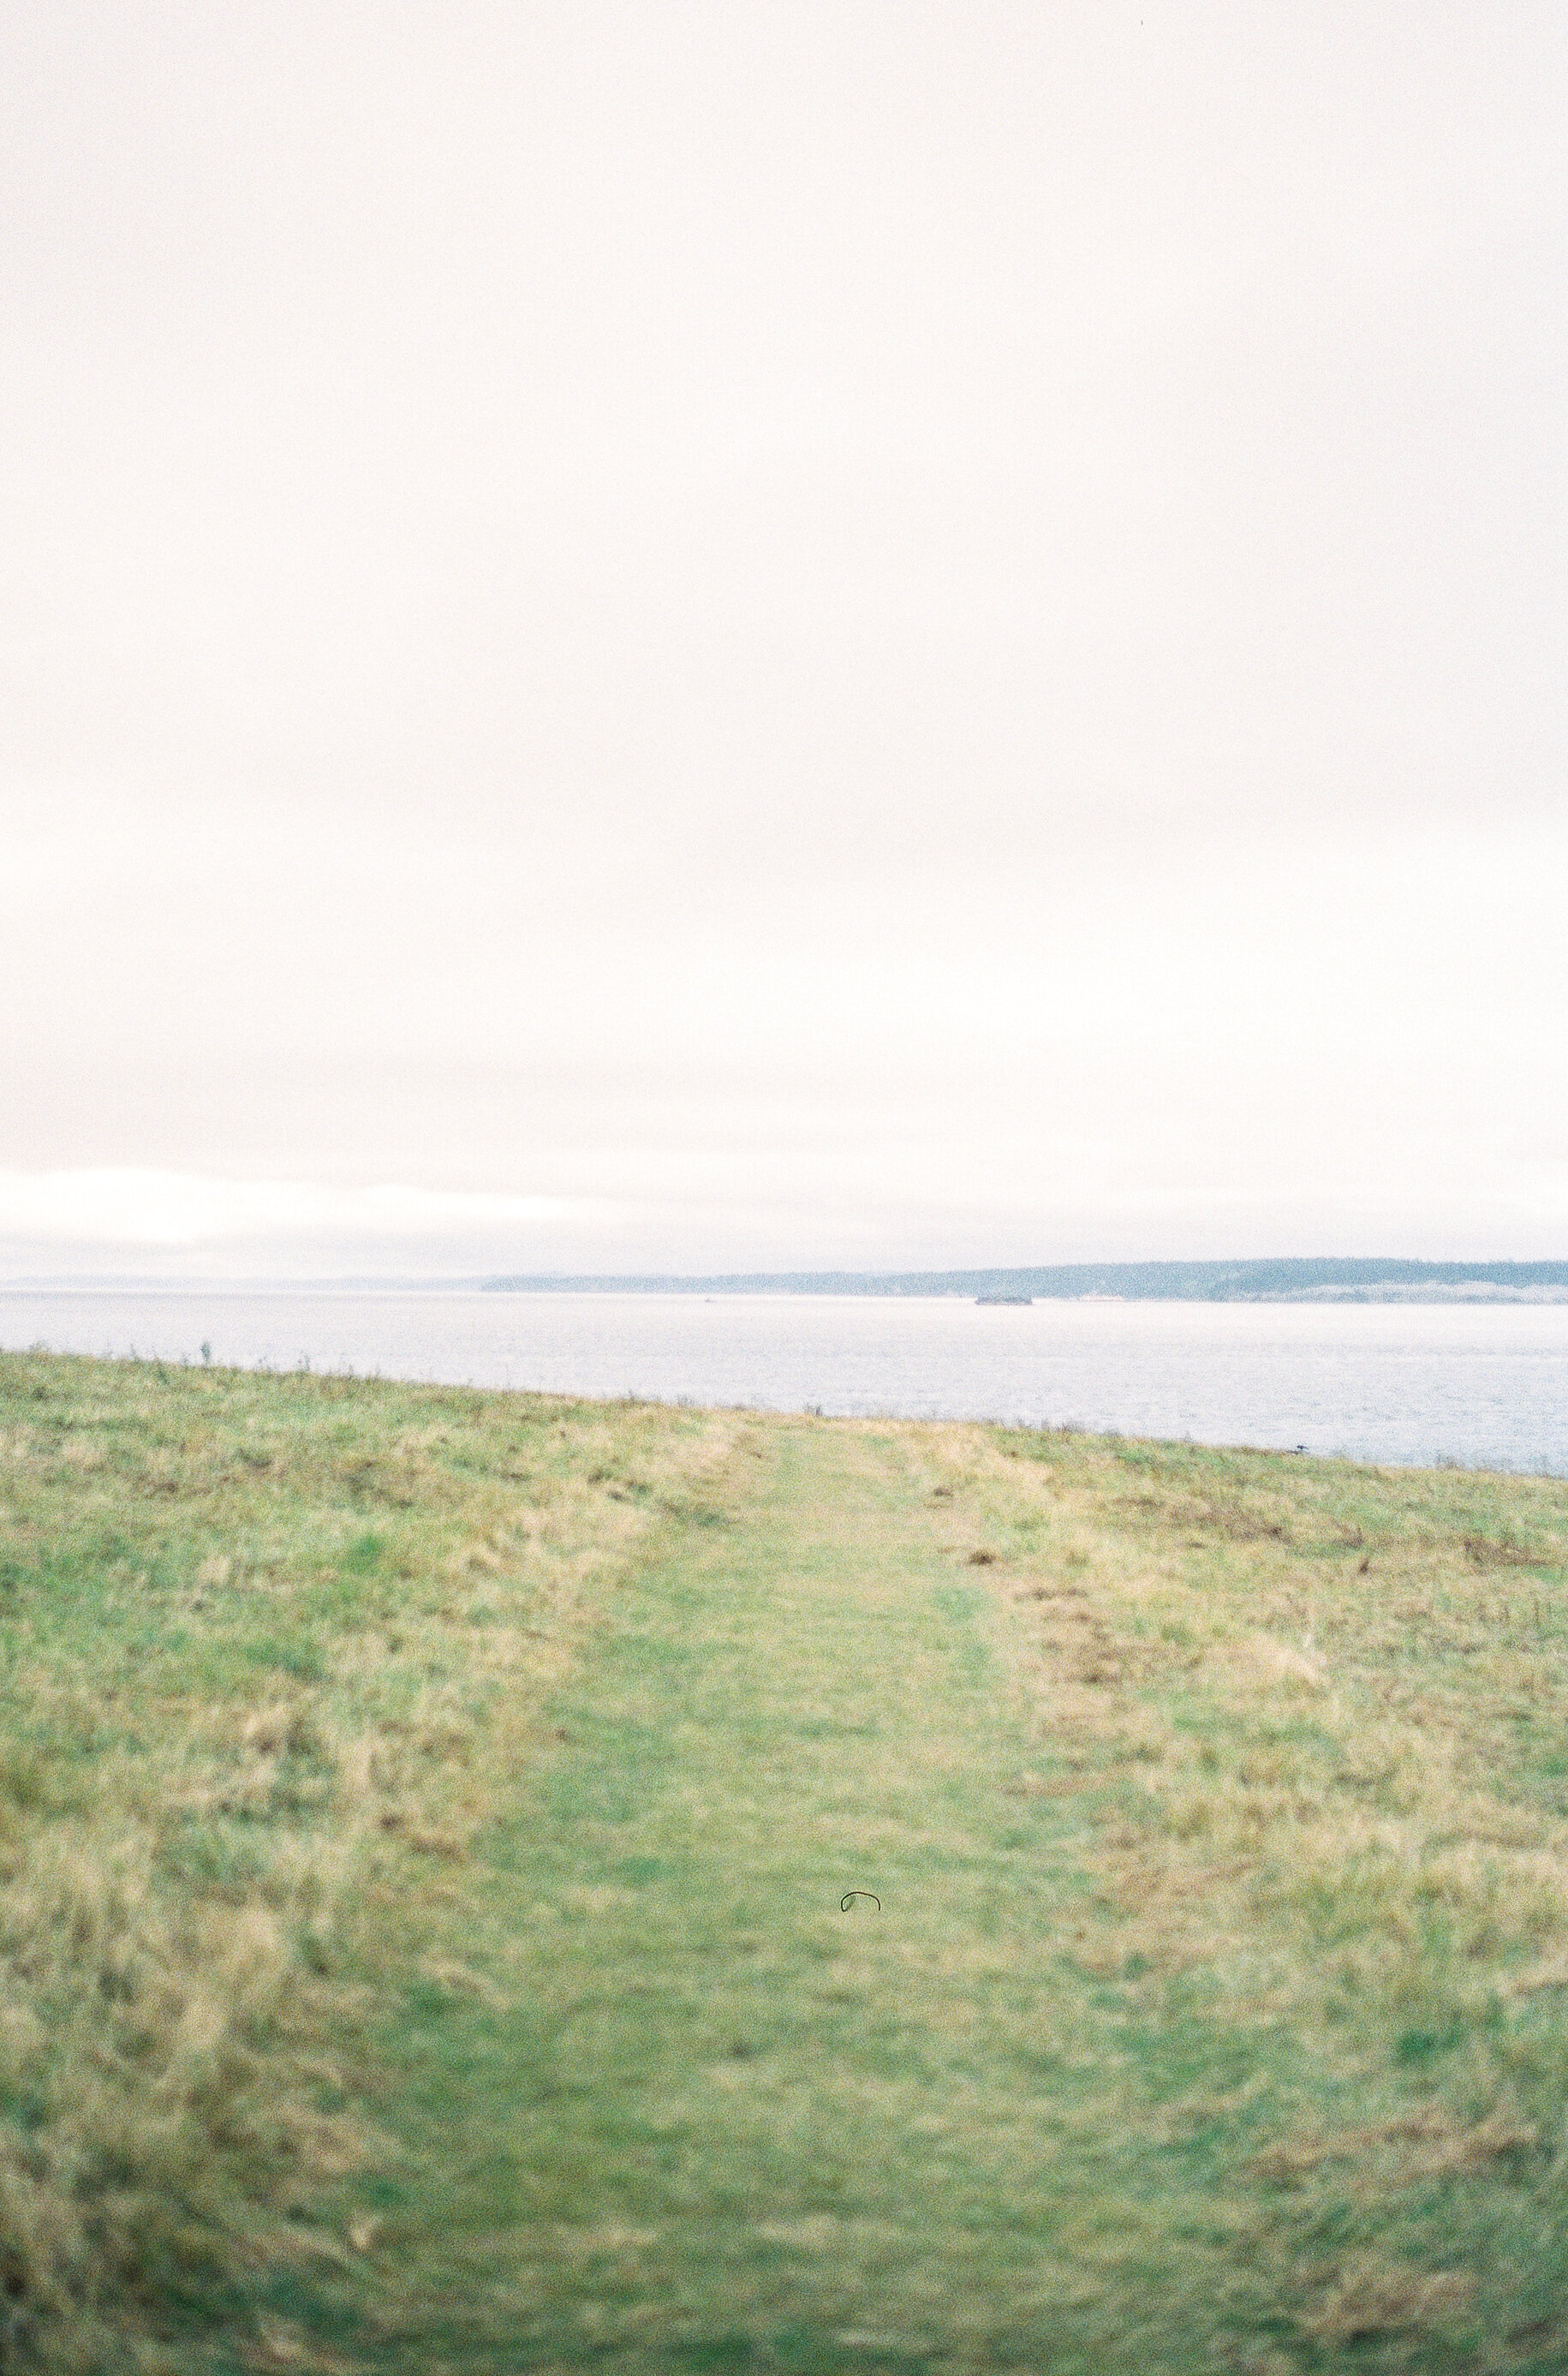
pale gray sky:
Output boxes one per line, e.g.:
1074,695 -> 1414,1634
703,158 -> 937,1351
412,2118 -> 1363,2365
3,3 -> 1564,1276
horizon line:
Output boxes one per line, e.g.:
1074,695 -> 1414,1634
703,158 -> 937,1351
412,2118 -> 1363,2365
5,1255 -> 1568,1299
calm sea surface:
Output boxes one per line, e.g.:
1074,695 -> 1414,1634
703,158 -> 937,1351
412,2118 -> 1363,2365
2,1289 -> 1565,1474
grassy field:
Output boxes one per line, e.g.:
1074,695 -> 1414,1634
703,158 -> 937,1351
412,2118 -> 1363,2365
3,1351 -> 1568,2373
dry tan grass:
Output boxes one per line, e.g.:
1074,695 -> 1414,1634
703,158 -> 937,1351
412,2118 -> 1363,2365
1300,2259 -> 1477,2346
903,1420 -> 1568,1974
1251,2103 -> 1537,2187
0,1812 -> 373,2368
889,1416 -> 1568,2355
0,1352 -> 746,2371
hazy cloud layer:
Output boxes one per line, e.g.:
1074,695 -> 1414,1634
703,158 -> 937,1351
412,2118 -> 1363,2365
3,4 -> 1563,1273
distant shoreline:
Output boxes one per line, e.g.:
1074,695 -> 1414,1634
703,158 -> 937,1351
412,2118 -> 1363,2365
479,1258 -> 1568,1303
5,1259 -> 1568,1304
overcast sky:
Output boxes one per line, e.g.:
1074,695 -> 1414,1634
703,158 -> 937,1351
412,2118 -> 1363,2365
2,3 -> 1564,1278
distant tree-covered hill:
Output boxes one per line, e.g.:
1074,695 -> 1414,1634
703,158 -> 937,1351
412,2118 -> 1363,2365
480,1258 -> 1568,1301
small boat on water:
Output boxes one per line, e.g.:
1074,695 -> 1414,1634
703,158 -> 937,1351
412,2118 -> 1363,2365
975,1293 -> 1032,1305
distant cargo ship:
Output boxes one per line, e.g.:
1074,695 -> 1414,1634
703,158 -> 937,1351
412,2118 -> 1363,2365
975,1293 -> 1032,1305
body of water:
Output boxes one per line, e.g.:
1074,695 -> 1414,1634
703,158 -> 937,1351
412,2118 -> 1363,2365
3,1288 -> 1566,1474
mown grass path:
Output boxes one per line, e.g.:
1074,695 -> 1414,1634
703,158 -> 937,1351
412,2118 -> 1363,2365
338,1418 -> 1252,2376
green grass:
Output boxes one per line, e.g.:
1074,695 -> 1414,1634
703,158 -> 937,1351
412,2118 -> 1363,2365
3,1354 -> 1568,2370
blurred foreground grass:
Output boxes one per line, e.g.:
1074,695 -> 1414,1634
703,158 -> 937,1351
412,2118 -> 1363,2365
2,1350 -> 1568,2372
